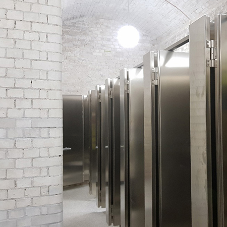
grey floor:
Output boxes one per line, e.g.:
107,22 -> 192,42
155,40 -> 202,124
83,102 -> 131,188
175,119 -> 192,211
63,183 -> 108,227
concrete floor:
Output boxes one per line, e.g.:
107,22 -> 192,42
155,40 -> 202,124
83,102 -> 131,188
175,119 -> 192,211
63,183 -> 108,227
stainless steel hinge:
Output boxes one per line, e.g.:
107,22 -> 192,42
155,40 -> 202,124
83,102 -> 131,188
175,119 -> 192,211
126,80 -> 130,93
206,40 -> 217,68
152,67 -> 159,85
98,92 -> 101,102
109,88 -> 113,98
110,205 -> 114,216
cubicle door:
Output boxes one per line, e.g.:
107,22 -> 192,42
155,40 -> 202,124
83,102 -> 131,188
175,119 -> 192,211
120,68 -> 145,227
216,14 -> 227,227
120,69 -> 129,227
100,85 -> 106,208
189,14 -> 227,227
143,51 -> 158,227
189,16 -> 212,227
83,95 -> 90,181
105,78 -> 113,225
112,78 -> 121,226
158,50 -> 191,227
63,95 -> 84,186
90,90 -> 98,196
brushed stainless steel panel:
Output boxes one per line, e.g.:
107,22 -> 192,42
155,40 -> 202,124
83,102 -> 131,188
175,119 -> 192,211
143,51 -> 156,227
90,90 -> 98,196
88,90 -> 93,194
100,85 -> 106,208
120,68 -> 145,227
96,85 -> 102,207
83,95 -> 90,181
105,78 -> 112,225
215,14 -> 227,227
112,78 -> 121,226
120,69 -> 129,227
158,50 -> 191,227
129,68 -> 145,227
105,78 -> 121,226
63,95 -> 84,186
189,16 -> 211,227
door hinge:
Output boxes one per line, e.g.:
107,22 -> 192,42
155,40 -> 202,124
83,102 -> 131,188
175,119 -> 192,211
109,88 -> 113,98
206,40 -> 217,68
126,80 -> 130,93
110,205 -> 114,216
152,67 -> 159,85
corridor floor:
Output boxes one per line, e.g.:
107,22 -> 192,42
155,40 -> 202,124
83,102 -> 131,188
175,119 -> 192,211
63,183 -> 108,227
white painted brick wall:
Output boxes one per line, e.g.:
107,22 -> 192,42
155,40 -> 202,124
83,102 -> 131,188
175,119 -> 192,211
0,0 -> 63,226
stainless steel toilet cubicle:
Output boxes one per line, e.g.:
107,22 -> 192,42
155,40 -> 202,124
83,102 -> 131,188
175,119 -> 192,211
90,85 -> 106,207
189,14 -> 227,227
63,95 -> 84,186
105,78 -> 121,226
120,68 -> 145,227
143,50 -> 191,227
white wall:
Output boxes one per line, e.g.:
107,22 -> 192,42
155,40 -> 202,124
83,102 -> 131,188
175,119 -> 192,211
62,18 -> 153,95
0,0 -> 63,226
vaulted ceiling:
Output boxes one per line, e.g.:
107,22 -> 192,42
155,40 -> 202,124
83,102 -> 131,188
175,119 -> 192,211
62,0 -> 226,43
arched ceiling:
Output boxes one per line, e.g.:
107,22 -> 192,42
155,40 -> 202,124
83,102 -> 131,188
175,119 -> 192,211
62,0 -> 224,43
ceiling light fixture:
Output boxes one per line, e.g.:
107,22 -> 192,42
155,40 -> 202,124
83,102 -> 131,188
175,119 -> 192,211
117,26 -> 140,48
117,0 -> 140,48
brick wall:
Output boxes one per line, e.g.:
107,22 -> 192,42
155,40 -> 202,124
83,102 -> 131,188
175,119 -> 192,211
62,18 -> 153,95
0,0 -> 63,226
155,1 -> 227,51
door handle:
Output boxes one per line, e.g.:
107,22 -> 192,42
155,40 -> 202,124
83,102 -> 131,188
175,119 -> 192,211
63,147 -> 72,151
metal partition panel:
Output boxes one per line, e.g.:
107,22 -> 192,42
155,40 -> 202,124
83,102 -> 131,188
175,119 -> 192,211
105,78 -> 113,225
120,68 -> 145,227
189,16 -> 211,227
63,95 -> 84,186
96,85 -> 102,207
90,90 -> 98,195
100,85 -> 106,208
88,90 -> 92,194
105,78 -> 121,226
129,68 -> 145,227
143,52 -> 156,227
216,14 -> 227,227
158,50 -> 191,227
112,78 -> 121,226
83,95 -> 90,181
120,69 -> 129,227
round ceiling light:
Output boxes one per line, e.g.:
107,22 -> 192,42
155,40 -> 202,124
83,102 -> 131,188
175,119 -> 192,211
117,25 -> 140,48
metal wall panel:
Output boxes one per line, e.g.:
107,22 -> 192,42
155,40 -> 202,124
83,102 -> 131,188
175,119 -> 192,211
83,95 -> 90,181
158,50 -> 191,227
120,68 -> 145,227
63,95 -> 84,186
90,90 -> 98,196
189,16 -> 211,227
